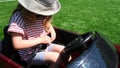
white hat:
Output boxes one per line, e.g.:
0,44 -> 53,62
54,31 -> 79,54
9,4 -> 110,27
18,0 -> 61,16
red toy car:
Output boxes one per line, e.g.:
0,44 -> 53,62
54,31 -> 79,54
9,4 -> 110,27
0,26 -> 120,68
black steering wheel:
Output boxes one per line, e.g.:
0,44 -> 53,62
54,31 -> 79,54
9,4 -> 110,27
63,32 -> 93,53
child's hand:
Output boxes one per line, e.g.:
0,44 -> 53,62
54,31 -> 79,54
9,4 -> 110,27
46,25 -> 56,42
39,35 -> 52,44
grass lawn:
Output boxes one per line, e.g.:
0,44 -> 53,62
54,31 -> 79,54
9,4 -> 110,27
0,1 -> 17,38
0,0 -> 120,44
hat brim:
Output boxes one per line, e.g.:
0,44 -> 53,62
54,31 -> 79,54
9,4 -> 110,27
18,0 -> 61,16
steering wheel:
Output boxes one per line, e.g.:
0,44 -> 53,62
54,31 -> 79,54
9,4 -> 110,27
63,32 -> 93,53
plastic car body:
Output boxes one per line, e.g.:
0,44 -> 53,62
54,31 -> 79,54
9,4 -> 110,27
0,26 -> 120,68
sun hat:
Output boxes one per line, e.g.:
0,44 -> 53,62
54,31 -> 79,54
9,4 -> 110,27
18,0 -> 61,16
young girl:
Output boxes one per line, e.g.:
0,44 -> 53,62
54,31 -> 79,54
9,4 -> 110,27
8,0 -> 70,68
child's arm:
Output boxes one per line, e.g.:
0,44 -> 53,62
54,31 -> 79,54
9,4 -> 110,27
46,23 -> 56,42
11,33 -> 51,50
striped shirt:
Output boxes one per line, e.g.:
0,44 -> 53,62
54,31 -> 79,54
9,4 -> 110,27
8,11 -> 47,61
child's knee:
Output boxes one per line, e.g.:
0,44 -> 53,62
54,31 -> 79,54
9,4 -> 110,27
44,52 -> 61,63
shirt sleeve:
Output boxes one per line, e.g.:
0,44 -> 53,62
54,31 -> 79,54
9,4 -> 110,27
8,23 -> 24,35
8,11 -> 25,36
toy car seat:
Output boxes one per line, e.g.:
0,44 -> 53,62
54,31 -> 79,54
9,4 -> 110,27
1,25 -> 27,66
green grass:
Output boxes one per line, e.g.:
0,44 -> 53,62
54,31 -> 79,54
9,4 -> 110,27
54,0 -> 120,44
0,0 -> 120,44
0,1 -> 17,38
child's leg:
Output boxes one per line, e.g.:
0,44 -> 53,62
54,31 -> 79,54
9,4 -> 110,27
32,44 -> 71,68
47,44 -> 71,67
48,44 -> 71,60
32,44 -> 64,67
45,43 -> 65,68
32,51 -> 61,66
44,52 -> 62,68
47,43 -> 65,53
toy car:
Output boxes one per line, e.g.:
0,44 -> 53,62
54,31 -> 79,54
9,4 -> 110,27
0,26 -> 120,68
